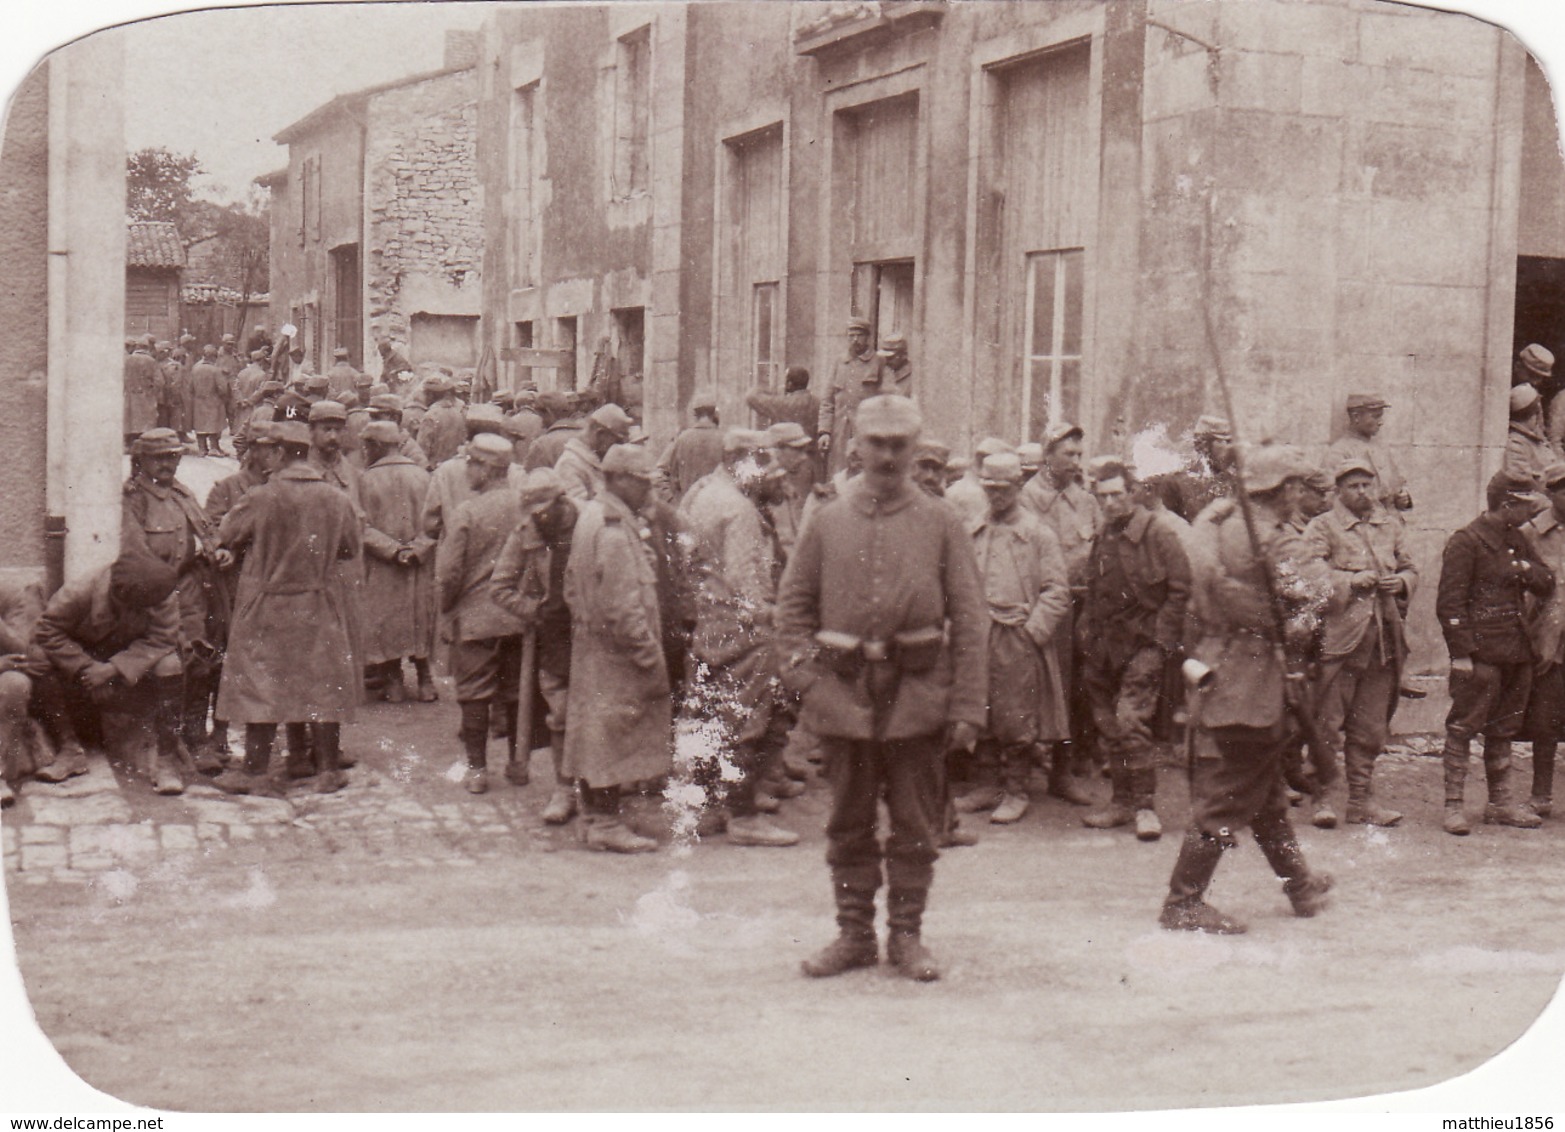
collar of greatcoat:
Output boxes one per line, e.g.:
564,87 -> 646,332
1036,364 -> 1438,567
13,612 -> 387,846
1530,508 -> 1565,541
274,463 -> 326,484
843,475 -> 918,517
1330,498 -> 1390,531
1470,510 -> 1513,552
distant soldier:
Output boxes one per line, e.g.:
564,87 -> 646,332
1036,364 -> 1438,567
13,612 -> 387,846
777,396 -> 987,981
437,434 -> 526,793
946,437 -> 1014,528
376,338 -> 415,392
1523,461 -> 1565,819
556,402 -> 634,503
214,421 -> 362,796
655,401 -> 724,502
492,469 -> 580,825
909,440 -> 950,501
190,344 -> 230,457
747,367 -> 819,471
417,375 -> 467,467
1436,468 -> 1553,835
816,317 -> 883,477
1504,384 -> 1559,488
877,333 -> 912,399
763,421 -> 816,561
234,349 -> 271,415
1327,393 -> 1411,516
1160,446 -> 1333,935
1170,415 -> 1237,522
523,391 -> 583,472
1303,456 -> 1417,827
359,421 -> 438,704
563,444 -> 673,852
123,338 -> 161,448
326,346 -> 362,401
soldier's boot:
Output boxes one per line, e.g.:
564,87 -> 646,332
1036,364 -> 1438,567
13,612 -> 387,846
886,884 -> 939,982
1344,742 -> 1401,826
214,724 -> 282,796
541,731 -> 578,825
1159,830 -> 1247,934
284,722 -> 316,779
314,722 -> 346,795
502,702 -> 529,786
1132,768 -> 1162,842
1442,736 -> 1472,835
412,657 -> 439,703
1255,823 -> 1334,918
582,787 -> 657,853
802,866 -> 880,978
991,745 -> 1030,824
1530,739 -> 1555,818
1482,739 -> 1542,828
460,701 -> 489,795
150,676 -> 185,795
182,673 -> 221,775
1084,768 -> 1135,830
1046,742 -> 1095,807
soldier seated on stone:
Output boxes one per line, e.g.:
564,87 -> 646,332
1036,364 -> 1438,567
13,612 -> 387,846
0,575 -> 86,806
29,552 -> 186,796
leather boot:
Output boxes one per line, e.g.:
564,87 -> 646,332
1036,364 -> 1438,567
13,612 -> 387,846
1131,767 -> 1161,841
1344,741 -> 1401,825
460,701 -> 490,794
886,887 -> 939,981
284,722 -> 315,779
582,787 -> 657,853
413,657 -> 439,702
802,865 -> 880,978
541,731 -> 577,824
1047,747 -> 1095,807
503,702 -> 529,786
1159,830 -> 1246,933
151,675 -> 185,795
1442,735 -> 1471,835
1531,739 -> 1555,818
215,724 -> 282,796
1255,822 -> 1333,917
1482,740 -> 1541,828
182,670 -> 220,774
314,722 -> 346,794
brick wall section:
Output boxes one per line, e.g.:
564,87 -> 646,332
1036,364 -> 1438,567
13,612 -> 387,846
365,69 -> 482,346
0,62 -> 50,573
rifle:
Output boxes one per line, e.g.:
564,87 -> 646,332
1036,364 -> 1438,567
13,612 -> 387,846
1198,202 -> 1339,790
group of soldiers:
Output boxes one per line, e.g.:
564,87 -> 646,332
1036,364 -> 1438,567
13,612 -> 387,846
7,315 -> 1565,982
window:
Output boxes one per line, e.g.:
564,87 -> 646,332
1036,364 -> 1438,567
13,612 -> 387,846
1021,248 -> 1084,441
751,283 -> 779,386
511,82 -> 539,286
613,26 -> 651,198
297,159 -> 310,247
330,244 -> 361,367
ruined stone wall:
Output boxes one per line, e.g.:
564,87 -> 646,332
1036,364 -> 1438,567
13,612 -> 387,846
365,69 -> 482,352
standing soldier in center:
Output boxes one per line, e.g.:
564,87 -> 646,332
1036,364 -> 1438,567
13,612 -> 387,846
816,317 -> 882,479
777,395 -> 987,981
189,344 -> 230,458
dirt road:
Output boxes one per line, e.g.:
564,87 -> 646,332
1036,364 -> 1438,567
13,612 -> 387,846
5,698 -> 1565,1113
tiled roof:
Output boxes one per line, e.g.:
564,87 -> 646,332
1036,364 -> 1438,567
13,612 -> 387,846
126,220 -> 186,270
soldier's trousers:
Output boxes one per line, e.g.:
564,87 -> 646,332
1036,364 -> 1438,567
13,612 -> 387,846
1317,635 -> 1397,791
1188,722 -> 1292,846
1084,644 -> 1164,809
821,733 -> 942,910
1446,659 -> 1531,742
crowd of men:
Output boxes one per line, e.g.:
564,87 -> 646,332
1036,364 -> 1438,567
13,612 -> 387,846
5,317 -> 1565,982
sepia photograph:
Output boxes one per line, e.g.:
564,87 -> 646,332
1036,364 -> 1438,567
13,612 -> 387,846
3,0 -> 1565,1118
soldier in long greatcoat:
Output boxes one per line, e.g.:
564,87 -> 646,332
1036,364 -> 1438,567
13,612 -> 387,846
358,422 -> 437,703
563,443 -> 672,852
213,421 -> 361,796
190,345 -> 230,456
123,339 -> 161,447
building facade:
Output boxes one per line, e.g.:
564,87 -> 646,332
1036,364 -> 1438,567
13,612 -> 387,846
124,220 -> 184,343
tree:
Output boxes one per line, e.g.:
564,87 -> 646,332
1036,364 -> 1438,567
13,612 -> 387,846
127,147 -> 203,224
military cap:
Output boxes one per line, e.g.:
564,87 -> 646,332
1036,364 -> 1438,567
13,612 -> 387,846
155,340 -> 173,352
424,375 -> 453,394
589,402 -> 635,435
201,344 -> 218,356
110,552 -> 178,609
124,336 -> 138,348
132,428 -> 183,457
913,440 -> 951,466
1044,421 -> 1084,450
855,395 -> 923,439
178,333 -> 195,344
142,333 -> 157,346
627,425 -> 651,446
220,333 -> 236,344
877,332 -> 907,354
846,316 -> 872,334
947,455 -> 972,477
1303,468 -> 1333,494
1345,393 -> 1389,412
722,428 -> 770,455
519,468 -> 566,514
465,403 -> 507,434
1016,442 -> 1044,470
369,393 -> 403,414
1194,414 -> 1233,441
1334,455 -> 1377,482
1521,343 -> 1554,379
360,420 -> 402,446
304,373 -> 330,391
974,436 -> 1015,460
250,349 -> 268,361
274,420 -> 311,446
766,421 -> 813,449
1541,463 -> 1565,491
514,388 -> 539,406
1490,467 -> 1542,503
602,443 -> 656,479
332,346 -> 350,359
454,378 -> 473,393
258,380 -> 285,398
353,372 -> 374,388
492,390 -> 516,408
1240,444 -> 1310,494
536,391 -> 573,415
307,400 -> 348,424
1511,384 -> 1542,417
369,383 -> 391,398
247,421 -> 279,446
466,432 -> 513,468
691,397 -> 718,416
980,453 -> 1024,485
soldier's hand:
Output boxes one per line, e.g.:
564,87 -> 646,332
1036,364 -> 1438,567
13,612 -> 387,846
395,547 -> 416,566
80,662 -> 117,692
1450,656 -> 1474,677
818,433 -> 832,455
947,721 -> 979,754
1375,575 -> 1405,594
212,548 -> 235,570
1350,571 -> 1378,593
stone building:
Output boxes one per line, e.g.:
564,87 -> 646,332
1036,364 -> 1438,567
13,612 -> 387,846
123,220 -> 184,344
262,31 -> 480,376
468,0 -> 1564,710
0,32 -> 127,594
